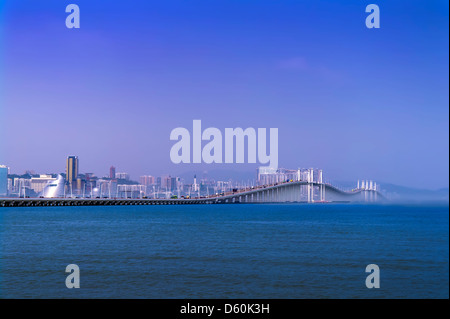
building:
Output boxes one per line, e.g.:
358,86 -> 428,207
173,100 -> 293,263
96,178 -> 118,197
170,176 -> 180,191
117,184 -> 146,199
7,178 -> 13,194
76,177 -> 86,195
216,180 -> 231,193
160,175 -> 171,189
11,177 -> 32,197
139,175 -> 155,186
257,167 -> 312,185
193,174 -> 199,192
156,177 -> 162,190
66,156 -> 79,184
0,165 -> 8,196
30,175 -> 57,194
85,173 -> 94,181
41,175 -> 65,198
115,172 -> 129,180
110,166 -> 116,179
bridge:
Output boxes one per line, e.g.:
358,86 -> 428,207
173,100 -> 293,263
213,180 -> 381,204
0,180 -> 383,207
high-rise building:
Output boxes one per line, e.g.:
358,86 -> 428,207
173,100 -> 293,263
66,156 -> 79,184
140,175 -> 155,186
0,165 -> 8,196
7,178 -> 13,194
170,177 -> 180,191
193,174 -> 198,192
156,177 -> 161,189
161,175 -> 171,189
110,166 -> 116,179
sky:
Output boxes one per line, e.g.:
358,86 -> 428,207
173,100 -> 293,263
0,0 -> 449,189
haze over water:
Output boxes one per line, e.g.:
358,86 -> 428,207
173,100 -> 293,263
1,203 -> 448,298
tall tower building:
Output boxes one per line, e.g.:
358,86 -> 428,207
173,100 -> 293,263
0,165 -> 8,196
193,174 -> 198,192
66,156 -> 79,184
110,166 -> 116,179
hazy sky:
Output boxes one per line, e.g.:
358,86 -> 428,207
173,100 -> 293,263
1,0 -> 448,189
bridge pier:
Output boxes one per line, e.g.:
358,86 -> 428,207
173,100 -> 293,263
319,184 -> 326,201
307,183 -> 314,203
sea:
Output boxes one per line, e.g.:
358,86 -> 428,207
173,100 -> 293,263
0,203 -> 448,299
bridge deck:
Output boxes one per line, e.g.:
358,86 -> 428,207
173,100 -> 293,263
1,181 -> 381,207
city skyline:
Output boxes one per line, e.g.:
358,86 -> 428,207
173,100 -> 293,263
3,154 -> 446,203
1,154 -> 386,203
0,155 -> 442,197
1,1 -> 448,189
0,154 -> 448,192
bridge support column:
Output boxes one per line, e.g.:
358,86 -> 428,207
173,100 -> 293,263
307,183 -> 314,203
319,184 -> 325,201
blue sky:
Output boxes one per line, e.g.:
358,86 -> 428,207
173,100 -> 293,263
1,0 -> 449,188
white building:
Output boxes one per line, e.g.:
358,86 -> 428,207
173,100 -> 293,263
30,175 -> 57,194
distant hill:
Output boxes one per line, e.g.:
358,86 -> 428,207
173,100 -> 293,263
377,183 -> 449,202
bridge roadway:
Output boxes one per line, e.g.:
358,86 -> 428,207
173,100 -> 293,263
0,181 -> 382,207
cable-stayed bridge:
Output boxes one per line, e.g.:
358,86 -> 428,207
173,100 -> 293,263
212,180 -> 381,203
0,179 -> 382,207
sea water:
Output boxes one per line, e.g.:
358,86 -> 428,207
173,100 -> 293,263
0,203 -> 448,298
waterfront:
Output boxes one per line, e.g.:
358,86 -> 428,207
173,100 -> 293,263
0,203 -> 448,298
